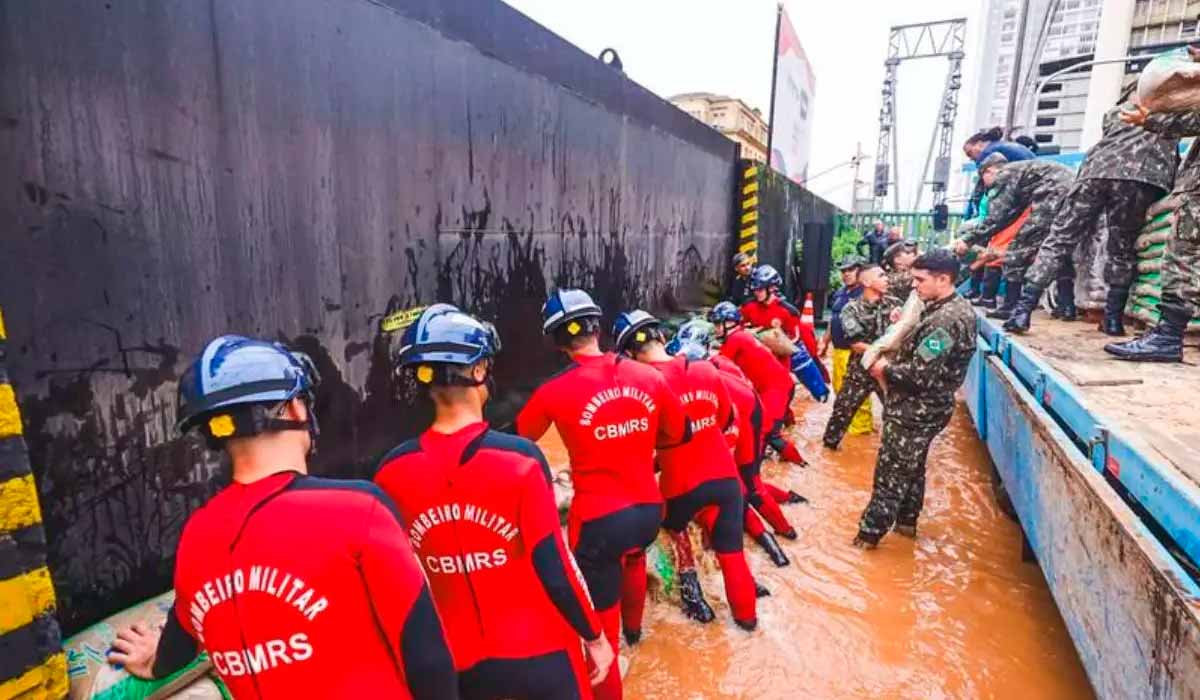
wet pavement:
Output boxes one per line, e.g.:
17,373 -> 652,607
541,397 -> 1095,700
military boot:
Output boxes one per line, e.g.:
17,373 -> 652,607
677,571 -> 716,623
974,268 -> 1001,309
1052,278 -> 1077,321
1100,286 -> 1129,336
987,280 -> 1022,320
755,580 -> 771,598
1003,284 -> 1043,334
1104,302 -> 1189,363
754,532 -> 791,568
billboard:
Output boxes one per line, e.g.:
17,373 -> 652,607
768,6 -> 816,185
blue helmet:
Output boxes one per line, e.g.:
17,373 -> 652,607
177,335 -> 319,440
612,310 -> 661,352
671,319 -> 713,359
396,304 -> 500,369
675,319 -> 714,348
676,342 -> 709,361
542,289 -> 602,335
749,264 -> 783,291
708,301 -> 742,325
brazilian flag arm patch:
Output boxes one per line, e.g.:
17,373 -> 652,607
915,327 -> 954,362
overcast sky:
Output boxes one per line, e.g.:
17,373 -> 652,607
504,0 -> 985,211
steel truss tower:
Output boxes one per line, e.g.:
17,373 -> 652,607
873,18 -> 966,215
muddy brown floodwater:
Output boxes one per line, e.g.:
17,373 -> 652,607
538,397 -> 1096,700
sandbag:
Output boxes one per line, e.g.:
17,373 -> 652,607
1138,258 -> 1166,273
65,592 -> 225,700
1146,195 -> 1181,220
756,327 -> 797,358
1138,48 -> 1200,113
1136,229 -> 1172,249
1138,242 -> 1169,259
1133,282 -> 1163,298
645,534 -> 677,595
861,291 -> 923,370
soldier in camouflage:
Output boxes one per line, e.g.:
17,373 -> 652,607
822,265 -> 898,449
883,240 -> 918,302
1106,99 -> 1200,362
953,156 -> 1074,321
1005,92 -> 1179,335
855,250 -> 976,548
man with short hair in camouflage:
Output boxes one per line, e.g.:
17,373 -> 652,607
822,264 -> 897,449
855,249 -> 976,548
1004,88 -> 1180,335
1106,94 -> 1200,362
883,240 -> 919,302
953,155 -> 1075,321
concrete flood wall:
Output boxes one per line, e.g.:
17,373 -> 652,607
750,167 -> 839,316
0,0 -> 738,633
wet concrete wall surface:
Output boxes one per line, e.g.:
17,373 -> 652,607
0,0 -> 738,632
753,168 -> 839,316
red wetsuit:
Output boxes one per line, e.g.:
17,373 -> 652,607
169,472 -> 456,700
516,353 -> 688,527
739,297 -> 820,364
646,355 -> 756,624
516,352 -> 688,700
717,328 -> 796,431
649,355 -> 736,498
715,365 -> 796,537
375,423 -> 599,699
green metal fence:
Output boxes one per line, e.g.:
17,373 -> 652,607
836,211 -> 965,249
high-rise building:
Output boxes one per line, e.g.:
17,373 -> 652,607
970,0 -> 1052,133
668,92 -> 770,163
968,0 -> 1103,153
973,0 -> 1197,156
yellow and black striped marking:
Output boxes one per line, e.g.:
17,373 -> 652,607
739,163 -> 759,258
0,307 -> 69,699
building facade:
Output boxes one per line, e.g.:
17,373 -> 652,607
669,92 -> 770,163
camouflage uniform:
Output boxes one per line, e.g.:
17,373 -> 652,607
822,294 -> 898,447
858,293 -> 976,542
886,269 -> 913,302
958,160 -> 1075,283
1025,104 -> 1178,289
1141,111 -> 1200,315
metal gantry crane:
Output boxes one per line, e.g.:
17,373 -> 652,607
872,18 -> 966,218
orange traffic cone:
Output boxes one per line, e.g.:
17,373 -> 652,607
800,293 -> 815,328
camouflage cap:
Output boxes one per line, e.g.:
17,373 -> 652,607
838,255 -> 865,271
884,240 -> 918,264
980,152 -> 1009,170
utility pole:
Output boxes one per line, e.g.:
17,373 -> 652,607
1005,0 -> 1032,135
850,141 -> 864,216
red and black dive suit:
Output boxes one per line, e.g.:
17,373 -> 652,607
376,423 -> 601,700
516,352 -> 689,700
160,472 -> 457,699
739,296 -> 826,380
648,355 -> 757,626
712,360 -> 797,538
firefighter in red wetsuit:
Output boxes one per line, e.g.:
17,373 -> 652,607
671,320 -> 798,565
612,311 -> 759,631
375,305 -> 613,700
709,301 -> 808,468
515,289 -> 689,700
107,336 -> 457,700
738,265 -> 823,379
